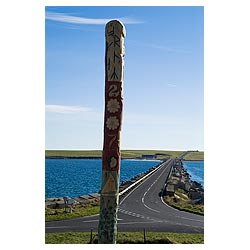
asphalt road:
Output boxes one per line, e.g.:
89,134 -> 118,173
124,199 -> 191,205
46,159 -> 204,233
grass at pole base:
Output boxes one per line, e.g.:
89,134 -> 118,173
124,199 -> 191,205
45,231 -> 204,244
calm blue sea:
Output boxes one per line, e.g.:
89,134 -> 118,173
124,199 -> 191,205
45,159 -> 162,198
182,161 -> 204,186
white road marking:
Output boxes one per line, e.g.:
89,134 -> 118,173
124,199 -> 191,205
118,221 -> 162,225
119,208 -> 154,221
117,159 -> 203,230
141,161 -> 171,213
83,218 -> 123,223
142,202 -> 160,213
84,213 -> 99,217
82,219 -> 100,223
119,160 -> 168,196
46,226 -> 72,229
119,159 -> 170,205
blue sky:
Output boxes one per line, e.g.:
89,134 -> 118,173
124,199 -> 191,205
45,6 -> 204,150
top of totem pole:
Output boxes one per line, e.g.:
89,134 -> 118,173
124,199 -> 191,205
105,20 -> 126,38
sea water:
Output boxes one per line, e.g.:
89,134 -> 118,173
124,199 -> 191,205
45,159 -> 162,198
182,161 -> 204,186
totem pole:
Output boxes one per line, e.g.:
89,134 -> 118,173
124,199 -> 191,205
98,20 -> 126,244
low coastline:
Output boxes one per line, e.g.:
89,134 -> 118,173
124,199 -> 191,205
45,156 -> 204,162
45,161 -> 162,209
45,149 -> 204,161
45,150 -> 204,214
45,158 -> 204,222
46,158 -> 204,208
182,159 -> 204,162
45,156 -> 102,160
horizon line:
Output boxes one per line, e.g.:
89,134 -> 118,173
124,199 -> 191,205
45,148 -> 204,152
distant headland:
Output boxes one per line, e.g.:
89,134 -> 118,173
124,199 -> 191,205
45,150 -> 204,161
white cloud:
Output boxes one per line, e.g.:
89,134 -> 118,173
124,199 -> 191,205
167,83 -> 177,87
45,11 -> 143,25
45,105 -> 91,114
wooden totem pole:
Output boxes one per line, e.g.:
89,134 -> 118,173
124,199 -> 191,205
98,20 -> 125,244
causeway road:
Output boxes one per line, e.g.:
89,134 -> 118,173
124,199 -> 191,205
46,159 -> 204,233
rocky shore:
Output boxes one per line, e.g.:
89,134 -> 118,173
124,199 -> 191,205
164,159 -> 204,205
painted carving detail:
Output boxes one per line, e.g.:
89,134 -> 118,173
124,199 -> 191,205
106,21 -> 125,82
106,116 -> 119,130
107,99 -> 120,113
98,20 -> 125,244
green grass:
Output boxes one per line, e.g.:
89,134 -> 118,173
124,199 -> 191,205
45,231 -> 204,244
163,190 -> 204,216
45,149 -> 185,159
45,150 -> 102,158
45,200 -> 100,221
121,150 -> 184,159
183,151 -> 204,161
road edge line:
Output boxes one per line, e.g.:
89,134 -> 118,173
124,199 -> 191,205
119,159 -> 170,205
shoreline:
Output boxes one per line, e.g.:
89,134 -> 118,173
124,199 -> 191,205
45,159 -> 204,208
45,156 -> 204,161
182,160 -> 204,187
45,156 -> 164,161
45,150 -> 204,161
162,159 -> 204,215
45,161 -> 163,208
46,159 -> 204,220
164,159 -> 204,203
45,156 -> 102,160
45,158 -> 204,201
182,159 -> 204,162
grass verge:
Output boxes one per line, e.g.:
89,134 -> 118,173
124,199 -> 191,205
45,231 -> 204,244
45,200 -> 100,221
163,189 -> 204,216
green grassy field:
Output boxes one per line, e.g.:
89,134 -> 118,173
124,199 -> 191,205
45,150 -> 103,158
45,200 -> 100,221
45,149 -> 204,160
45,231 -> 204,244
121,150 -> 184,159
183,151 -> 204,161
45,149 -> 185,159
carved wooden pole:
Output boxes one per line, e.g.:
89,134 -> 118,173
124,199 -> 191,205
98,20 -> 125,244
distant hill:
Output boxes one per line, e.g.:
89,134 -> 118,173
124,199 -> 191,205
45,150 -> 204,160
46,150 -> 182,159
183,151 -> 204,161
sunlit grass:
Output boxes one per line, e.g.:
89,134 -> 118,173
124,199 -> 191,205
45,150 -> 186,159
45,200 -> 100,221
163,189 -> 204,215
45,231 -> 204,244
